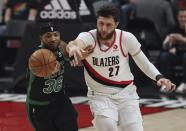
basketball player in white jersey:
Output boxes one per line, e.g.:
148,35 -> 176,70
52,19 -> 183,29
66,5 -> 176,131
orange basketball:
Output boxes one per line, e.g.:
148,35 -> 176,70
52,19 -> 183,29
28,49 -> 58,77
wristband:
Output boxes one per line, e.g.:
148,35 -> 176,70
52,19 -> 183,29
156,74 -> 164,81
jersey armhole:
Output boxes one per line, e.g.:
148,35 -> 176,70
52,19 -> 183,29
88,32 -> 96,49
120,31 -> 128,57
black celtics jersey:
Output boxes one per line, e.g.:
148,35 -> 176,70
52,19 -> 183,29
26,46 -> 65,105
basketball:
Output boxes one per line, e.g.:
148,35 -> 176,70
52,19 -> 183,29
28,49 -> 58,77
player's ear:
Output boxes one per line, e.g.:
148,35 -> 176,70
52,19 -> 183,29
39,35 -> 43,41
116,22 -> 119,28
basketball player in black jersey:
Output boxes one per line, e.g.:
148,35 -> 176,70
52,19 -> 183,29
26,23 -> 78,131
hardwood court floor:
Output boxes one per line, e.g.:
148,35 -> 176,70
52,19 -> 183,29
79,109 -> 186,131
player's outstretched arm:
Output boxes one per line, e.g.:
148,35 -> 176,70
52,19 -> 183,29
132,49 -> 176,92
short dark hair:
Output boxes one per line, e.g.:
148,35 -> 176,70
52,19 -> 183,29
96,4 -> 120,22
39,22 -> 60,36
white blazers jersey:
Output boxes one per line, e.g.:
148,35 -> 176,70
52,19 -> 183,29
77,29 -> 141,94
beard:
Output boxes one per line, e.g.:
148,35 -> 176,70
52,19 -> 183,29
97,29 -> 115,40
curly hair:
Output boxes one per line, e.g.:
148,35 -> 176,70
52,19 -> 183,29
96,4 -> 120,22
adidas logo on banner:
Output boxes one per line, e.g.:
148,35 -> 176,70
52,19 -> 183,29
40,0 -> 77,20
79,0 -> 90,16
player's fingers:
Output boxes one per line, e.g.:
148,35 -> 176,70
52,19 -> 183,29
77,49 -> 84,58
70,60 -> 73,66
165,83 -> 176,93
166,82 -> 173,92
157,80 -> 162,86
158,78 -> 172,93
170,83 -> 176,92
163,79 -> 171,87
160,85 -> 167,92
73,53 -> 80,66
71,60 -> 76,67
69,54 -> 74,66
69,57 -> 75,66
157,79 -> 166,87
69,55 -> 74,61
160,85 -> 171,93
69,53 -> 80,66
73,60 -> 77,66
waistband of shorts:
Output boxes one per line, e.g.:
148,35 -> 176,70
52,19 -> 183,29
88,89 -> 121,96
102,80 -> 133,89
89,83 -> 133,95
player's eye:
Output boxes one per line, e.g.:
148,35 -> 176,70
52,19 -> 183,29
98,22 -> 104,26
54,33 -> 59,37
44,33 -> 52,38
106,23 -> 112,27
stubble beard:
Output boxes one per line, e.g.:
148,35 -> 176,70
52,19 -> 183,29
97,29 -> 115,41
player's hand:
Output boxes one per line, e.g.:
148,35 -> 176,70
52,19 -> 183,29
68,45 -> 85,66
69,45 -> 94,66
51,61 -> 60,75
157,78 -> 176,93
81,45 -> 94,59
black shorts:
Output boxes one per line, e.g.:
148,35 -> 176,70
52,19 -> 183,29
26,95 -> 78,131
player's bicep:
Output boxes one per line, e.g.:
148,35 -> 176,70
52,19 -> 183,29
71,39 -> 94,58
125,32 -> 141,56
76,32 -> 95,47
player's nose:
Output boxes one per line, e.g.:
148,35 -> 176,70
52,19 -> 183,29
50,35 -> 56,41
102,25 -> 107,32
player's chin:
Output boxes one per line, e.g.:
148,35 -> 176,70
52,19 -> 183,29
47,44 -> 58,51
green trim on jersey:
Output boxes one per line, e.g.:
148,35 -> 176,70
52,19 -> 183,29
25,102 -> 36,131
27,98 -> 50,105
26,71 -> 50,105
27,70 -> 35,100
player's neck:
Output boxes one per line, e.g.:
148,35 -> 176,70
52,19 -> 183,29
98,35 -> 115,47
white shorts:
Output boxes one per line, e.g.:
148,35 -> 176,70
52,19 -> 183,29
87,88 -> 143,126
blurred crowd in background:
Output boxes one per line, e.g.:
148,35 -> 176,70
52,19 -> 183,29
0,0 -> 186,95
